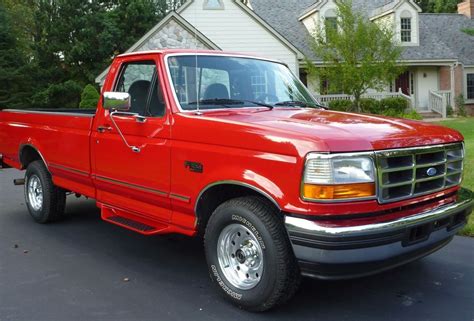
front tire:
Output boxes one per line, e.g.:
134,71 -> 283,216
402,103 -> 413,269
204,196 -> 300,312
24,160 -> 66,223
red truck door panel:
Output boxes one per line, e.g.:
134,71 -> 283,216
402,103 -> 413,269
91,59 -> 172,223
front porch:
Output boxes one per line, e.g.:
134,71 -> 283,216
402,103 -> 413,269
307,63 -> 458,118
313,89 -> 450,119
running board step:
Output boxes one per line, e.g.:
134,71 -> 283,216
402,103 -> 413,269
107,215 -> 156,233
101,206 -> 169,235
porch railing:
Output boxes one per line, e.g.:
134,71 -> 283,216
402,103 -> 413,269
435,90 -> 452,108
314,89 -> 414,109
428,90 -> 447,118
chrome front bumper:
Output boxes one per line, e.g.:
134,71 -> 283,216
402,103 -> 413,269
285,188 -> 473,280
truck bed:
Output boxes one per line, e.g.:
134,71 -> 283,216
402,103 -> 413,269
0,108 -> 95,197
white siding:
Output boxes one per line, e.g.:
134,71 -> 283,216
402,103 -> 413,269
301,13 -> 319,34
373,13 -> 395,31
181,0 -> 299,73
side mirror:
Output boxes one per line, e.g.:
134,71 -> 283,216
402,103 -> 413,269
103,92 -> 131,111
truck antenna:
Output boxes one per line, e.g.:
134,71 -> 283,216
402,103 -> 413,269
194,3 -> 202,115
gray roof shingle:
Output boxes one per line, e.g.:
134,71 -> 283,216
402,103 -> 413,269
371,1 -> 399,18
418,14 -> 474,65
250,0 -> 474,64
250,0 -> 316,58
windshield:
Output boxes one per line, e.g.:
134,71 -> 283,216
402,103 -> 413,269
167,55 -> 318,111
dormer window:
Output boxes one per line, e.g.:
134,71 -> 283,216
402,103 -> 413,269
324,9 -> 337,41
400,11 -> 412,43
325,17 -> 337,32
203,0 -> 224,10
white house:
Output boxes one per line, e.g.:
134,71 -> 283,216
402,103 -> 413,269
96,0 -> 474,116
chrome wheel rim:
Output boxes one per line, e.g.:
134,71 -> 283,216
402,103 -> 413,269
217,223 -> 264,290
27,175 -> 43,211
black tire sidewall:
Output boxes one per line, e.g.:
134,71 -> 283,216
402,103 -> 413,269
24,162 -> 52,223
205,201 -> 283,310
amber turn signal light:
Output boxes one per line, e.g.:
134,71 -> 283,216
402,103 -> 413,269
302,183 -> 375,200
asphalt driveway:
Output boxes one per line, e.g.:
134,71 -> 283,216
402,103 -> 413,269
1,168 -> 473,321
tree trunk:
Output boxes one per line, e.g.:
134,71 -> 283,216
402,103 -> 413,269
354,93 -> 361,113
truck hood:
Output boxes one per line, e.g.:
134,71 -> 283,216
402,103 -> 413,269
199,108 -> 463,152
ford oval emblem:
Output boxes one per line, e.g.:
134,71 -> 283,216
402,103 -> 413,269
426,167 -> 438,177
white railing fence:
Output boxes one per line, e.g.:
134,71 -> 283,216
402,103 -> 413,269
428,90 -> 447,118
435,90 -> 452,108
315,89 -> 450,118
314,89 -> 414,109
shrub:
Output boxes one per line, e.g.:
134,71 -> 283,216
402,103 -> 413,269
32,80 -> 83,109
328,99 -> 353,111
379,97 -> 409,114
381,109 -> 400,117
401,110 -> 423,120
455,94 -> 467,117
359,98 -> 380,114
80,84 -> 100,109
447,105 -> 454,117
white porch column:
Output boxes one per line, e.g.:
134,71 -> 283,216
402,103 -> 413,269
450,64 -> 456,108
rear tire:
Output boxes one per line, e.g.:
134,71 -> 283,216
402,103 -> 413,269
24,160 -> 66,223
204,196 -> 300,312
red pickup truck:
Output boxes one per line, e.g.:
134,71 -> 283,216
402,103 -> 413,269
0,49 -> 472,311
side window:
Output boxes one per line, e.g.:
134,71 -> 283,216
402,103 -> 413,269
467,74 -> 474,100
115,61 -> 165,117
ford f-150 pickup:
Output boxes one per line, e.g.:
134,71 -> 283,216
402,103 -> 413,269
0,49 -> 472,311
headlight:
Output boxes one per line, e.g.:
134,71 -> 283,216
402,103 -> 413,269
302,153 -> 376,201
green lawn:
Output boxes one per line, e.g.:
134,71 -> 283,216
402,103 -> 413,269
436,118 -> 473,237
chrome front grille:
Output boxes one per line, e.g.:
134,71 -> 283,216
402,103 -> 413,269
375,143 -> 464,203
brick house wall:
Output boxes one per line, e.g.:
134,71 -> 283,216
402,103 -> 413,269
439,64 -> 474,115
439,66 -> 451,91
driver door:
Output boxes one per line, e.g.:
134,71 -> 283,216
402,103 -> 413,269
91,58 -> 171,223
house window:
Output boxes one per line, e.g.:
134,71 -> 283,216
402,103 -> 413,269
401,18 -> 412,42
325,18 -> 337,35
319,76 -> 342,95
467,74 -> 474,100
203,0 -> 224,10
251,71 -> 268,99
324,9 -> 337,41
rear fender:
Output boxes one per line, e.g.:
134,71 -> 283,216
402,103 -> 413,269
18,141 -> 49,172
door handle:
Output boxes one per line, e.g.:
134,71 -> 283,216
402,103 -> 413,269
97,126 -> 113,133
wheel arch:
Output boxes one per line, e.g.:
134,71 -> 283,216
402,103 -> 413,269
194,180 -> 282,235
19,144 -> 49,172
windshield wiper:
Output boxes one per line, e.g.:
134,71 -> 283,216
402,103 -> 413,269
188,98 -> 274,109
274,100 -> 327,109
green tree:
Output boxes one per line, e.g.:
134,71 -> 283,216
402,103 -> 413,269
2,0 -> 180,109
415,0 -> 463,12
308,0 -> 403,112
0,3 -> 32,109
2,0 -> 35,58
80,84 -> 100,109
31,80 -> 83,109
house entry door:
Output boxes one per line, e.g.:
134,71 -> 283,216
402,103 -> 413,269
395,71 -> 410,95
